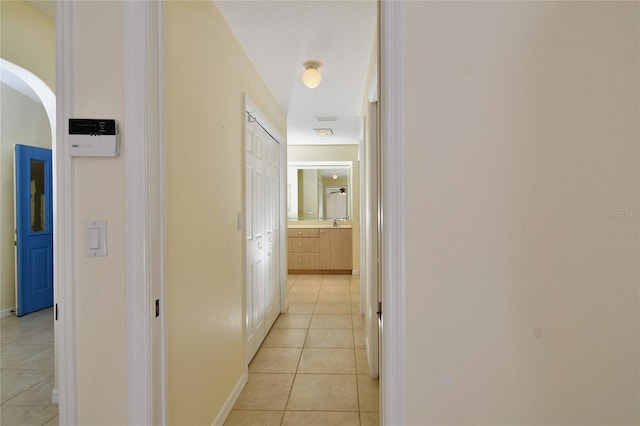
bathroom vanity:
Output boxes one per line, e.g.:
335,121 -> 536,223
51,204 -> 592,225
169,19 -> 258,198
287,223 -> 352,274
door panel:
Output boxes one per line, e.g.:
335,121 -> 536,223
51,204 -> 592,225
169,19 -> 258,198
15,144 -> 53,316
365,102 -> 380,378
244,110 -> 281,363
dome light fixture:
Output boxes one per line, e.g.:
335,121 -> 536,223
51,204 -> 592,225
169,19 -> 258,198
302,60 -> 322,89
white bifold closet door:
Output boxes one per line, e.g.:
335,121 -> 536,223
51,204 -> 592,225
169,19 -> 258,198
245,106 -> 281,364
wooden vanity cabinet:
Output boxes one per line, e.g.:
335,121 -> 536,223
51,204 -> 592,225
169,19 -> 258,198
287,227 -> 352,274
319,228 -> 352,271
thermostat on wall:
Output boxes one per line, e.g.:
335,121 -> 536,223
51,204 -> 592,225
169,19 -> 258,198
69,119 -> 119,157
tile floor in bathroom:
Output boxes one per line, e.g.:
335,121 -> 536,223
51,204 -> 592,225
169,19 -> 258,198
0,307 -> 57,426
225,273 -> 379,426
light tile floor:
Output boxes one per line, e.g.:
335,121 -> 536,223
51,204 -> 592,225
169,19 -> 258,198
226,274 -> 379,426
0,307 -> 57,426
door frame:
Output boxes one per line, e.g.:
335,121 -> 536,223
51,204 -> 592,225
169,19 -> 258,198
55,1 -> 166,424
123,2 -> 166,424
380,0 -> 406,424
54,2 -> 76,422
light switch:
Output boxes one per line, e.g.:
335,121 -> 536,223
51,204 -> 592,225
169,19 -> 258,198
85,220 -> 107,256
89,228 -> 100,249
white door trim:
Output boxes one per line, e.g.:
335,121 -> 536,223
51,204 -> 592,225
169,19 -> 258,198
123,1 -> 166,424
380,1 -> 406,424
55,1 -> 77,423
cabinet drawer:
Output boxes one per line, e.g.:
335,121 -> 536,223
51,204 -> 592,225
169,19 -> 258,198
288,237 -> 320,253
287,228 -> 320,238
288,253 -> 321,270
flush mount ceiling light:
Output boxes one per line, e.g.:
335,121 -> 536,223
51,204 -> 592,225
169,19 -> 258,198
313,128 -> 333,136
332,174 -> 339,180
302,60 -> 322,89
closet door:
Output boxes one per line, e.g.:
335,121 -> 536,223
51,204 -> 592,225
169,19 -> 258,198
263,134 -> 280,329
244,107 -> 281,364
245,120 -> 265,362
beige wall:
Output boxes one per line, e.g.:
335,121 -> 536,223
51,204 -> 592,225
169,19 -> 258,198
164,1 -> 285,424
0,1 -> 55,312
71,2 -> 127,423
288,145 -> 360,272
0,1 -> 55,90
403,2 -> 639,425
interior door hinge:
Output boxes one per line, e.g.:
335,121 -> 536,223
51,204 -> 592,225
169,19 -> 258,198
377,301 -> 382,319
155,299 -> 160,318
55,303 -> 58,321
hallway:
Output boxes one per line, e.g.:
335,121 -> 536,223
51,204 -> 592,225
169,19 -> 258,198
226,274 -> 379,425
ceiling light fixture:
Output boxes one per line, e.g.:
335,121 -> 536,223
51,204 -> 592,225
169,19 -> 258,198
302,60 -> 322,89
313,128 -> 333,136
332,174 -> 339,180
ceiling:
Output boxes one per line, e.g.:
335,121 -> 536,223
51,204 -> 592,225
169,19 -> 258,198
215,0 -> 377,145
24,0 -> 377,146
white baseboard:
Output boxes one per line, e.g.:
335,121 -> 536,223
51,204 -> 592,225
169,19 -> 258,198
352,270 -> 360,276
0,307 -> 15,318
51,388 -> 59,405
365,337 -> 379,379
211,371 -> 248,426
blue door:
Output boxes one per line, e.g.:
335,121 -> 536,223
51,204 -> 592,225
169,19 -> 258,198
15,144 -> 53,316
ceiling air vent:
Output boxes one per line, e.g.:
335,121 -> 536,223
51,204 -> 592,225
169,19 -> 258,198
315,116 -> 338,122
313,128 -> 334,136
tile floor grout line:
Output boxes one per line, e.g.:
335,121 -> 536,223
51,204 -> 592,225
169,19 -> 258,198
279,289 -> 311,426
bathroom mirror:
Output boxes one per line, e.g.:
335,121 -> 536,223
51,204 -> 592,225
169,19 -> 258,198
287,161 -> 352,221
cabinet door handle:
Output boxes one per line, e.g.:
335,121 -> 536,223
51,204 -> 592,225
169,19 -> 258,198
298,243 -> 302,247
299,259 -> 303,263
298,231 -> 302,235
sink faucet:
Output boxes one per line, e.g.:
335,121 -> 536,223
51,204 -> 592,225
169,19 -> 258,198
333,218 -> 337,226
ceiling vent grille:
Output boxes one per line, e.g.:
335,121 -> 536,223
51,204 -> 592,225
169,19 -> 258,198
315,116 -> 338,122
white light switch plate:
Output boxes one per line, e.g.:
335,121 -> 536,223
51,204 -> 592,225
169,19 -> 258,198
85,220 -> 107,257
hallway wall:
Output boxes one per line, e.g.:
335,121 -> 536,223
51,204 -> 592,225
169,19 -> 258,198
70,2 -> 127,423
164,2 -> 285,423
402,2 -> 639,424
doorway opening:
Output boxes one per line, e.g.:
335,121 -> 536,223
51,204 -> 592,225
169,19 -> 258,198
0,57 -> 58,420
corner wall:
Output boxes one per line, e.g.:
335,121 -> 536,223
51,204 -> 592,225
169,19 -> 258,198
403,2 -> 639,424
164,2 -> 285,423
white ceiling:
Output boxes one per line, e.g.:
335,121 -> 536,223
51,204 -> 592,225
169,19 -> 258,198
23,0 -> 377,146
214,0 -> 377,145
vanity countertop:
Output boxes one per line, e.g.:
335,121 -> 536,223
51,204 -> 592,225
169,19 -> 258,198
287,221 -> 352,229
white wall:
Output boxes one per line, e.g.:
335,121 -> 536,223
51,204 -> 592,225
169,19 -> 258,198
403,2 -> 639,424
